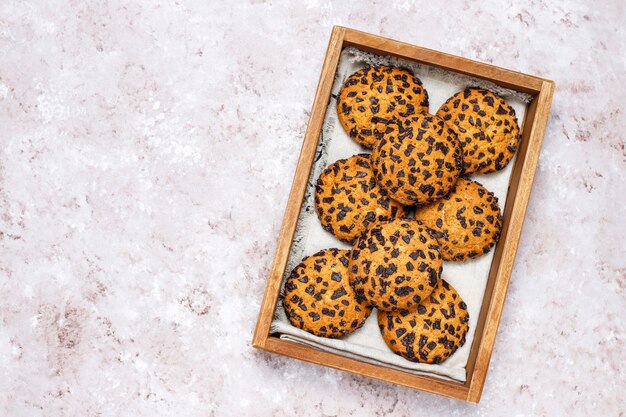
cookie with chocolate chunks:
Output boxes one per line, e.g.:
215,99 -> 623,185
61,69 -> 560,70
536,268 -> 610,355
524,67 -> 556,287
436,88 -> 520,174
372,114 -> 463,206
349,219 -> 442,312
378,279 -> 469,364
283,249 -> 372,338
414,178 -> 503,262
315,154 -> 407,243
337,65 -> 429,149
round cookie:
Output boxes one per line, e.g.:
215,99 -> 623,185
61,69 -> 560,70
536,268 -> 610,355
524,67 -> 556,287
372,114 -> 464,206
283,249 -> 372,338
414,178 -> 503,262
337,65 -> 429,149
436,88 -> 520,174
377,279 -> 469,364
314,154 -> 408,243
349,219 -> 442,312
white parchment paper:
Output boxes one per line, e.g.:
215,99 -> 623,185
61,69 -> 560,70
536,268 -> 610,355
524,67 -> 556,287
270,47 -> 530,383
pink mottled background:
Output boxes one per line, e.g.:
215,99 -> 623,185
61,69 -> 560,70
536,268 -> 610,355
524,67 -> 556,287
0,1 -> 624,416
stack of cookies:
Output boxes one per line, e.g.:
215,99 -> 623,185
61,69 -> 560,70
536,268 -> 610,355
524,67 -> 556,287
283,65 -> 520,365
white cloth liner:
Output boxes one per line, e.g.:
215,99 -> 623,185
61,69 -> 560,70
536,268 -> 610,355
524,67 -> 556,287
270,47 -> 530,383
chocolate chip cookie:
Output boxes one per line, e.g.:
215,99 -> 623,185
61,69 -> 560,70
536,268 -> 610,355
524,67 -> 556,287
378,279 -> 469,364
349,219 -> 442,312
414,178 -> 503,261
372,114 -> 463,206
283,249 -> 372,338
436,88 -> 520,174
337,65 -> 429,149
315,154 -> 407,243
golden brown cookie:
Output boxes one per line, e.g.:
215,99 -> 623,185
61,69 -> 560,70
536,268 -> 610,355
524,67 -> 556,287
349,219 -> 442,312
436,88 -> 520,174
283,249 -> 372,338
378,279 -> 469,364
414,178 -> 503,262
372,114 -> 463,206
314,154 -> 408,243
337,65 -> 429,149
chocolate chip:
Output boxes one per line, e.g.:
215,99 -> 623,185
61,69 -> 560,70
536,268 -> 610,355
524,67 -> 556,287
395,286 -> 413,296
418,334 -> 427,348
330,287 -> 347,300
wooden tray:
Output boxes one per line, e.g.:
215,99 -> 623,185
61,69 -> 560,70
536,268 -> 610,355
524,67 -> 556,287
252,26 -> 554,403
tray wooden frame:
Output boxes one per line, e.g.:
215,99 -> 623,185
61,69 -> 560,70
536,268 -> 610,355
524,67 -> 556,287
252,26 -> 555,403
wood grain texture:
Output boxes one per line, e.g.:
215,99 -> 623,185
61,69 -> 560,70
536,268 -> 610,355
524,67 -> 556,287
252,26 -> 555,404
259,337 -> 469,401
465,80 -> 555,402
342,27 -> 547,94
252,26 -> 346,348
463,87 -> 541,387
